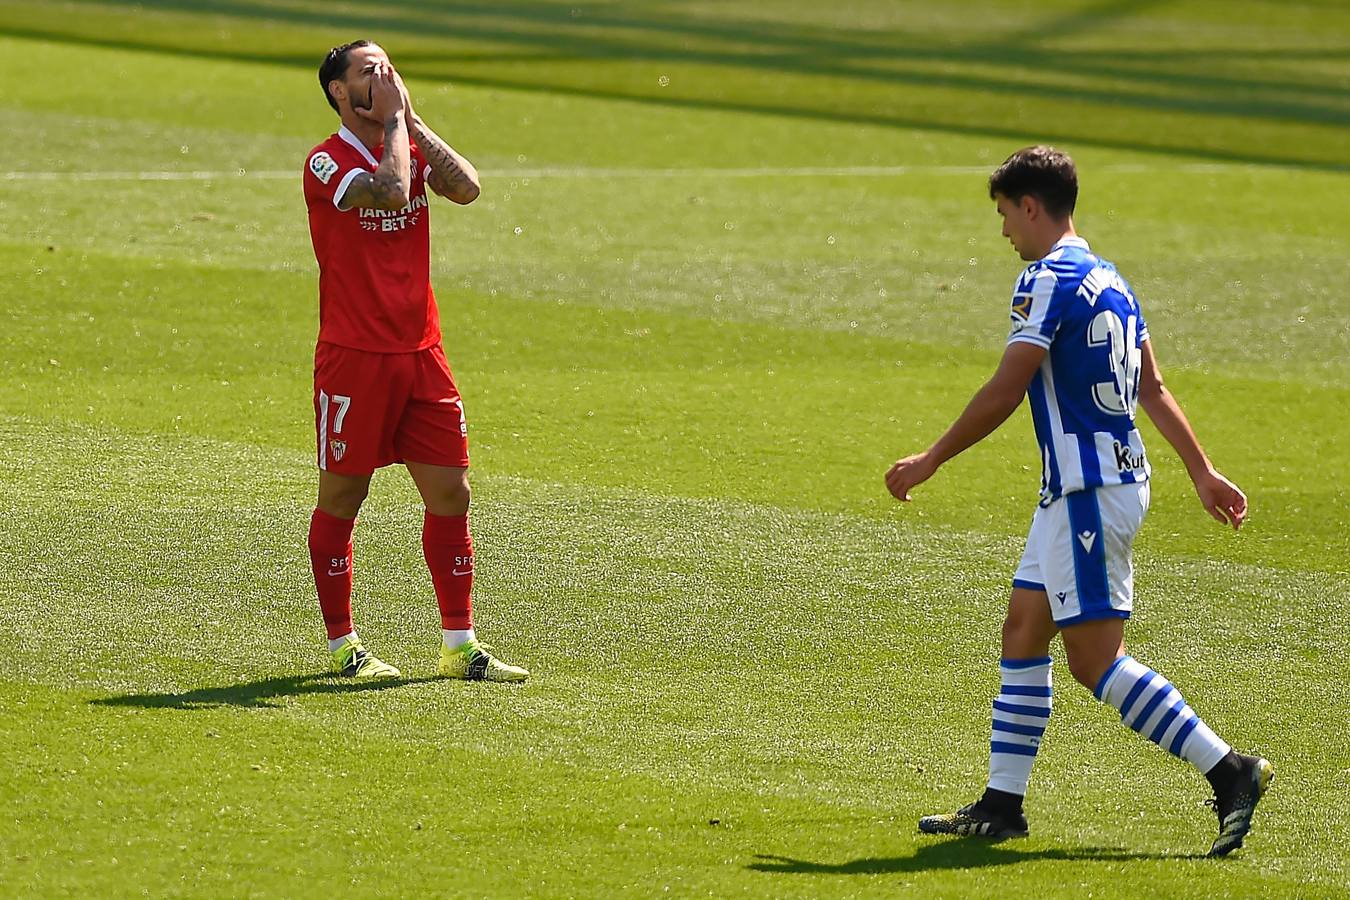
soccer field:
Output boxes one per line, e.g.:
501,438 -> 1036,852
3,1 -> 1348,895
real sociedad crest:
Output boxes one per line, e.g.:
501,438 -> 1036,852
330,439 -> 347,462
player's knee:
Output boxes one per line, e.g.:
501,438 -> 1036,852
449,476 -> 471,511
327,490 -> 367,519
319,479 -> 369,518
1001,607 -> 1041,651
1065,650 -> 1110,690
431,474 -> 470,515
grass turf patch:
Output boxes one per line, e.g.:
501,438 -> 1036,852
4,2 -> 1348,895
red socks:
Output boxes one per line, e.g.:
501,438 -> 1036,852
423,511 -> 474,631
308,509 -> 356,640
310,508 -> 473,638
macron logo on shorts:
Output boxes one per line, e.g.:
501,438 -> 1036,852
1077,531 -> 1097,553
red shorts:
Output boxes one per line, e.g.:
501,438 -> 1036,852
313,342 -> 469,475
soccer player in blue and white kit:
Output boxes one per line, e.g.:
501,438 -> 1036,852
885,146 -> 1272,856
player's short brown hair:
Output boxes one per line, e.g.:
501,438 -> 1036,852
319,40 -> 373,113
988,146 -> 1078,218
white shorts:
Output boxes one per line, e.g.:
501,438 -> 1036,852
1012,481 -> 1150,626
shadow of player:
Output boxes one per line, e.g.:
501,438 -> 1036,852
90,672 -> 439,710
748,840 -> 1207,874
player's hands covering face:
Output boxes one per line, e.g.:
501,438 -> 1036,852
388,66 -> 416,123
358,61 -> 404,124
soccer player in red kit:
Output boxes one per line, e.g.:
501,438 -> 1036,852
303,40 -> 527,682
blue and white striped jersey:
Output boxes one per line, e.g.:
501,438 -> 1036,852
1007,236 -> 1151,503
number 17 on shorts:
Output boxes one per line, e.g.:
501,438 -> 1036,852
317,389 -> 353,470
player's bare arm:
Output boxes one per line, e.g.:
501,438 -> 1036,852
411,117 -> 481,205
1137,339 -> 1247,529
338,64 -> 412,212
885,341 -> 1046,501
389,72 -> 481,205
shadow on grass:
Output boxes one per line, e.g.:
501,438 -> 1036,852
6,0 -> 1349,171
749,841 -> 1208,874
90,673 -> 439,710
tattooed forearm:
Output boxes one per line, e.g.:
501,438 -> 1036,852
411,118 -> 481,205
338,114 -> 412,211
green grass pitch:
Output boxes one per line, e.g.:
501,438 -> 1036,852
2,1 -> 1348,895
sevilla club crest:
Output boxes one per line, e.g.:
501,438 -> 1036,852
329,439 -> 347,462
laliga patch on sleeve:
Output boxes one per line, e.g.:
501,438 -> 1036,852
309,151 -> 339,184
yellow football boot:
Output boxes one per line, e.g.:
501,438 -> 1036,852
438,639 -> 528,683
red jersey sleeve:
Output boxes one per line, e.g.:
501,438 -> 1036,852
303,142 -> 366,212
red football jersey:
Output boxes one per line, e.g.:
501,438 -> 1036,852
303,125 -> 441,353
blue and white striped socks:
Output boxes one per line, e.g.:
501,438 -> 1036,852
988,656 -> 1053,795
1095,655 -> 1230,773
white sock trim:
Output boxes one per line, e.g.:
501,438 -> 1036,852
328,630 -> 358,652
1179,720 -> 1231,773
442,628 -> 476,650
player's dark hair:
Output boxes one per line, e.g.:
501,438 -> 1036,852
988,146 -> 1078,218
319,40 -> 373,113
